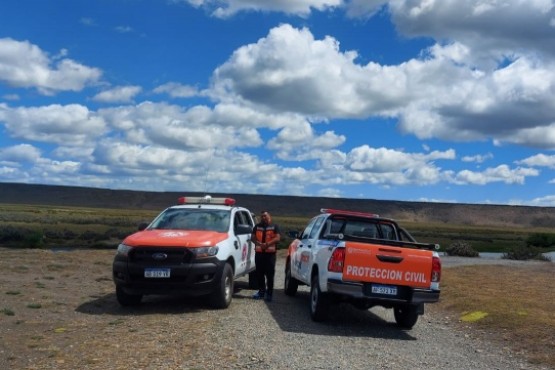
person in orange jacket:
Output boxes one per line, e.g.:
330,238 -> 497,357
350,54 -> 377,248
251,211 -> 281,302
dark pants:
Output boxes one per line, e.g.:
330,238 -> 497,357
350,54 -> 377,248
255,252 -> 276,295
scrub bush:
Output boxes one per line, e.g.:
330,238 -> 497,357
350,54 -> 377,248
526,233 -> 555,248
445,241 -> 479,257
503,245 -> 551,261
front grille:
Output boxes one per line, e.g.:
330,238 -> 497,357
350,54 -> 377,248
129,247 -> 193,265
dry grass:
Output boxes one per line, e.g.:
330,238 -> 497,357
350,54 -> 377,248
435,264 -> 555,367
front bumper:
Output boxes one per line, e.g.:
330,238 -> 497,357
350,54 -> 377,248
113,250 -> 226,297
327,279 -> 440,305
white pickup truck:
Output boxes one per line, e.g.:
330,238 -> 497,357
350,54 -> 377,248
284,208 -> 441,329
113,196 -> 257,309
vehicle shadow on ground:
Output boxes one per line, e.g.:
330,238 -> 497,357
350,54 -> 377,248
234,282 -> 415,340
76,293 -> 217,316
77,280 -> 262,316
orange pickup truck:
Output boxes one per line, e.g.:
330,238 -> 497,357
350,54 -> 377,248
284,209 -> 441,329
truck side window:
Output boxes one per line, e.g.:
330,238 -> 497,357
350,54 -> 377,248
300,217 -> 318,239
379,223 -> 396,240
308,216 -> 325,239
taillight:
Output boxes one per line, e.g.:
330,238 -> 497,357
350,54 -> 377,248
431,256 -> 441,282
328,247 -> 345,272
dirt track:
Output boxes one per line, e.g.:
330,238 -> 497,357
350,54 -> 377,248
0,248 -> 548,370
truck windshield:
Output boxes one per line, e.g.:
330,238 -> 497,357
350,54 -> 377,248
149,209 -> 230,232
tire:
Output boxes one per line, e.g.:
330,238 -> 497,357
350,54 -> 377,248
284,261 -> 299,296
394,305 -> 419,329
310,274 -> 329,322
248,270 -> 258,290
209,263 -> 234,309
116,285 -> 142,306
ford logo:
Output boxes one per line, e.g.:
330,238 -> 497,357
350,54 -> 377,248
152,253 -> 168,261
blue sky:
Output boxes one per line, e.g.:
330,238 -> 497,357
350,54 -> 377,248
1,0 -> 555,206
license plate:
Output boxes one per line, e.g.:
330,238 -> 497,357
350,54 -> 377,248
371,284 -> 397,295
144,268 -> 171,278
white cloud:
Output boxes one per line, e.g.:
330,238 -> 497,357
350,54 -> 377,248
0,38 -> 102,94
93,86 -> 142,103
0,103 -> 106,146
115,26 -> 133,33
386,0 -> 555,60
98,101 -> 264,150
80,18 -> 96,26
2,94 -> 19,101
0,144 -> 41,165
212,24 -> 412,118
183,0 -> 342,18
267,121 -> 346,161
318,187 -> 343,198
211,24 -> 555,150
462,152 -> 493,163
450,165 -> 539,185
517,153 -> 555,168
153,82 -> 198,98
528,194 -> 555,207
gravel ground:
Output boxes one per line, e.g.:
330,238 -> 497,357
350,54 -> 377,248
0,248 -> 551,370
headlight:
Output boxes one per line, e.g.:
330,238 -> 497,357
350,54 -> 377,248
116,243 -> 133,257
191,246 -> 219,259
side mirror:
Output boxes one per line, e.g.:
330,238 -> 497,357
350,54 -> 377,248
287,230 -> 299,239
235,224 -> 253,235
138,222 -> 149,231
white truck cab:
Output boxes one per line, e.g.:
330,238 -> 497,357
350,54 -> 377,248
113,196 -> 257,308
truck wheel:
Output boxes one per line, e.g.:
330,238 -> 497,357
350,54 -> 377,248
284,261 -> 298,296
116,286 -> 142,306
248,270 -> 258,290
209,263 -> 234,309
394,305 -> 419,329
310,274 -> 329,322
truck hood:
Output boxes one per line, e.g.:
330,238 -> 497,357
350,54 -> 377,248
123,229 -> 229,248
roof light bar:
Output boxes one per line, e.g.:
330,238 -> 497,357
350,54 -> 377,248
320,208 -> 379,218
178,195 -> 236,206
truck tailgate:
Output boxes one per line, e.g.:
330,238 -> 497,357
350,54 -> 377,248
342,241 -> 433,289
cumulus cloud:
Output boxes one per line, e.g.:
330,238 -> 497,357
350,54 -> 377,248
153,82 -> 198,98
462,152 -> 493,163
0,103 -> 106,146
528,194 -> 555,207
0,38 -> 102,94
212,23 -> 555,149
2,1 -> 554,202
267,121 -> 346,161
93,86 -> 142,103
98,101 -> 263,150
0,144 -> 41,165
450,165 -> 539,185
338,146 -> 456,186
182,0 -> 342,18
517,153 -> 555,168
386,0 -> 555,60
212,24 -> 410,118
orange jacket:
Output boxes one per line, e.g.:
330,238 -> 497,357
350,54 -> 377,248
253,224 -> 280,253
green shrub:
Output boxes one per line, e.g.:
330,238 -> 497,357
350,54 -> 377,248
445,241 -> 479,257
503,245 -> 551,261
526,233 -> 555,248
24,231 -> 44,248
0,226 -> 26,242
1,308 -> 15,316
